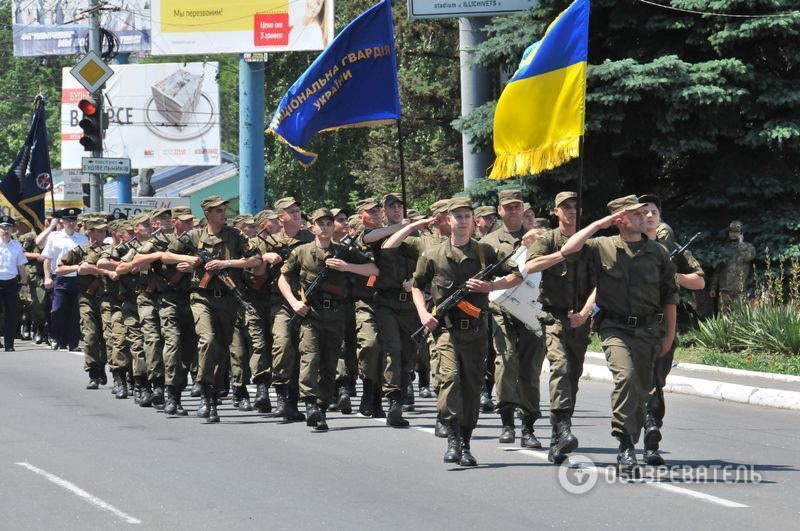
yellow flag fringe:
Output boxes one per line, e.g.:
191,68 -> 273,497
489,136 -> 580,180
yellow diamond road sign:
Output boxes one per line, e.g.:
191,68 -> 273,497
70,51 -> 114,93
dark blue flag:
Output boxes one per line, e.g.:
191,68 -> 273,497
267,0 -> 401,166
0,98 -> 52,231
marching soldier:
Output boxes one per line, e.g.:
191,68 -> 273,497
163,196 -> 261,423
559,195 -> 678,475
526,192 -> 595,463
278,208 -> 378,431
640,194 -> 705,465
474,205 -> 498,238
57,217 -> 109,388
481,189 -> 546,448
269,197 -> 315,422
413,197 -> 522,466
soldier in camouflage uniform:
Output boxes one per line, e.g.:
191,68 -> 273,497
57,218 -> 110,389
18,225 -> 48,344
640,195 -> 705,465
710,221 -> 755,313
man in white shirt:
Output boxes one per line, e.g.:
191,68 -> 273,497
42,208 -> 88,350
0,216 -> 29,351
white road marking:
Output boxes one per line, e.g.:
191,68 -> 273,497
646,482 -> 749,508
15,462 -> 142,524
499,447 -> 749,508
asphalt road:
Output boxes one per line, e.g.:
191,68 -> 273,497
1,342 -> 798,530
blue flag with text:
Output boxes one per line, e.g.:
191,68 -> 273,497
267,0 -> 400,166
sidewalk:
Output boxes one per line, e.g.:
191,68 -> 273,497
581,351 -> 800,411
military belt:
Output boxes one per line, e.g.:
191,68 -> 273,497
378,289 -> 411,302
604,311 -> 664,328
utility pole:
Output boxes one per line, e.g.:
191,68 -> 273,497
238,54 -> 266,214
458,17 -> 493,190
88,0 -> 103,212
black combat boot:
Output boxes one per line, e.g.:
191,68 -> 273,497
86,367 -> 100,390
238,386 -> 253,412
418,371 -> 432,399
460,427 -> 478,467
403,381 -> 415,412
133,375 -> 145,405
358,379 -> 373,417
479,384 -> 495,413
284,386 -> 306,422
443,422 -> 463,463
371,385 -> 386,419
273,385 -> 287,417
643,414 -> 662,451
152,379 -> 165,410
127,372 -> 135,395
315,406 -> 329,431
499,407 -> 515,443
20,322 -> 31,340
547,426 -> 567,464
114,371 -> 128,399
111,373 -> 120,395
434,415 -> 448,438
253,381 -> 272,413
190,381 -> 202,398
520,414 -> 543,449
207,388 -> 220,423
337,387 -> 352,414
174,387 -> 188,416
33,325 -> 44,344
99,368 -> 107,386
616,435 -> 639,478
196,384 -> 210,418
139,381 -> 153,407
387,394 -> 409,428
164,386 -> 178,415
551,412 -> 577,454
643,414 -> 665,465
306,398 -> 321,427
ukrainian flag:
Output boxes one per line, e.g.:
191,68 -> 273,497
489,0 -> 589,180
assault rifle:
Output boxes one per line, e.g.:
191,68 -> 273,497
177,232 -> 255,313
411,250 -> 512,339
670,232 -> 701,260
288,233 -> 357,328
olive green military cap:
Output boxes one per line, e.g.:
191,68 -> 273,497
356,197 -> 380,213
83,218 -> 108,230
407,209 -> 423,222
729,220 -> 743,231
347,214 -> 362,230
638,194 -> 661,209
428,199 -> 451,215
131,212 -> 152,226
474,205 -> 497,218
383,193 -> 403,207
201,195 -> 229,210
171,206 -> 194,221
150,207 -> 172,220
310,208 -> 334,223
555,191 -> 577,208
274,196 -> 299,212
232,214 -> 255,226
607,195 -> 646,214
254,209 -> 278,224
497,189 -> 524,206
447,197 -> 473,212
330,207 -> 349,219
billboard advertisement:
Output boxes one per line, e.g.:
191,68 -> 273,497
11,0 -> 151,57
61,62 -> 221,169
150,0 -> 334,55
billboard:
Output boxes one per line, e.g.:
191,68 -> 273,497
11,0 -> 151,57
407,0 -> 535,19
61,62 -> 221,169
150,0 -> 334,55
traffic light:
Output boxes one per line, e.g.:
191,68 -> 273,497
78,96 -> 102,152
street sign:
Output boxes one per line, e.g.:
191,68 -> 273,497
108,203 -> 156,218
81,157 -> 131,175
408,0 -> 536,19
70,51 -> 115,93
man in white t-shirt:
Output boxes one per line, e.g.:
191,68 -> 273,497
42,208 -> 88,350
0,216 -> 29,351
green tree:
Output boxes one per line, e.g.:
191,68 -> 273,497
455,0 -> 800,264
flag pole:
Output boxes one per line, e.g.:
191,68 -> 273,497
397,118 -> 408,219
33,95 -> 57,220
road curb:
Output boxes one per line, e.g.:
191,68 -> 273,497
580,362 -> 800,412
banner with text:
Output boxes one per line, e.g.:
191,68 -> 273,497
61,62 -> 221,169
150,0 -> 335,55
12,0 -> 151,57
